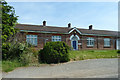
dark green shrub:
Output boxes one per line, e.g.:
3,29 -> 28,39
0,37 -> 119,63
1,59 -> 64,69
117,50 -> 120,54
2,42 -> 30,60
39,41 -> 70,64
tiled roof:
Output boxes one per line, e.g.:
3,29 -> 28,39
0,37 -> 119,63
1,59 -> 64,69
15,24 -> 118,36
16,24 -> 71,33
77,28 -> 118,36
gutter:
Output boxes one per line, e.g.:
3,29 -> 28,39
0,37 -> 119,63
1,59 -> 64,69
20,30 -> 118,37
20,30 -> 69,34
81,33 -> 117,37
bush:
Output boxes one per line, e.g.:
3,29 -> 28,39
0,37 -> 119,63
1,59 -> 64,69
2,42 -> 31,60
39,41 -> 70,64
19,48 -> 39,66
117,50 -> 120,54
30,48 -> 39,58
19,52 -> 33,66
2,41 -> 40,66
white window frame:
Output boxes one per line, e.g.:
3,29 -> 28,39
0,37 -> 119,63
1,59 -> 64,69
116,39 -> 120,50
52,36 -> 61,42
26,35 -> 37,46
104,38 -> 110,47
87,37 -> 95,47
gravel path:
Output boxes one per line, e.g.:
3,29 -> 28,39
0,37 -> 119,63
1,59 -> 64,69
2,58 -> 118,78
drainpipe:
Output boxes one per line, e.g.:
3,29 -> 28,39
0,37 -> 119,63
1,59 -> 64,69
81,35 -> 83,49
45,39 -> 48,45
97,36 -> 99,49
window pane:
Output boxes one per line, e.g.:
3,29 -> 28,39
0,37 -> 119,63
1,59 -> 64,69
32,35 -> 34,37
33,35 -> 35,37
26,35 -> 37,46
87,37 -> 94,46
104,38 -> 110,46
55,39 -> 57,41
52,36 -> 61,42
35,38 -> 37,46
31,38 -> 33,44
27,35 -> 30,38
27,38 -> 30,43
52,39 -> 54,41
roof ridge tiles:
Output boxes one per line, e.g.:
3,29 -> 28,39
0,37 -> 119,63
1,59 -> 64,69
16,24 -> 69,29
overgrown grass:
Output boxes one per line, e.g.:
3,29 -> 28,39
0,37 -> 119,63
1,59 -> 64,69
69,50 -> 118,61
2,60 -> 27,72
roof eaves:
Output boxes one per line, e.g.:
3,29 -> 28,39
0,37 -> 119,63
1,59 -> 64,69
69,27 -> 82,34
20,30 -> 69,34
82,33 -> 117,37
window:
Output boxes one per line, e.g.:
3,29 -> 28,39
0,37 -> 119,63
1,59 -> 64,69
52,36 -> 61,42
104,38 -> 110,47
26,35 -> 37,46
87,37 -> 94,46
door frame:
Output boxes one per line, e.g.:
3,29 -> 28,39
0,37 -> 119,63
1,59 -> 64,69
70,35 -> 80,50
71,39 -> 78,50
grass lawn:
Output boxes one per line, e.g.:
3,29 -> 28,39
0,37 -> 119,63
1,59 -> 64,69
2,60 -> 26,72
2,50 -> 119,72
69,50 -> 118,61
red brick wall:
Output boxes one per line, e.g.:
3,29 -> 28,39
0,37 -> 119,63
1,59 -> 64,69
80,35 -> 116,50
23,32 -> 70,49
20,31 -> 116,50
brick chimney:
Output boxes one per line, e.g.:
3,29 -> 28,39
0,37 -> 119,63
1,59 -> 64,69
43,21 -> 46,26
68,23 -> 71,28
89,25 -> 93,30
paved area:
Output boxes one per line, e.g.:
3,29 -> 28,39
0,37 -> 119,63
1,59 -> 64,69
2,58 -> 118,78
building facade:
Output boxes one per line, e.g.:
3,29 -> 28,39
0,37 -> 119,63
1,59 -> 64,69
15,21 -> 120,50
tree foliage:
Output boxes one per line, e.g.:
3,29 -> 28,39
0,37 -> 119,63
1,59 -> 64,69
0,0 -> 18,42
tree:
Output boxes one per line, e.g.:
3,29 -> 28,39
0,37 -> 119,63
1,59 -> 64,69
0,0 -> 18,43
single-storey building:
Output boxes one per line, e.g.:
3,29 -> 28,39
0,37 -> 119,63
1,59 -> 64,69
15,21 -> 120,50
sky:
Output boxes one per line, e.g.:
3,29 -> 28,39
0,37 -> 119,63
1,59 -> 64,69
8,2 -> 118,31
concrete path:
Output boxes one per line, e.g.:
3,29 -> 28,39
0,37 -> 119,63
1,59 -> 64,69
2,58 -> 118,78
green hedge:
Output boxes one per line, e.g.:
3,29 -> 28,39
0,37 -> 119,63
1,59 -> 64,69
39,41 -> 70,64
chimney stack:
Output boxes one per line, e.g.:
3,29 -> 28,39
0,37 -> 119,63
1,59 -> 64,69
43,21 -> 46,26
89,25 -> 92,30
68,23 -> 71,28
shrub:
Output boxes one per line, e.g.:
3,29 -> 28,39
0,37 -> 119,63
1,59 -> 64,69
2,41 -> 40,66
117,50 -> 120,54
19,52 -> 33,66
19,47 -> 39,65
39,41 -> 70,64
2,42 -> 30,60
30,48 -> 39,58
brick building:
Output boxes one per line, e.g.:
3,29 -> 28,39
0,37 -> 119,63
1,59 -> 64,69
15,21 -> 120,50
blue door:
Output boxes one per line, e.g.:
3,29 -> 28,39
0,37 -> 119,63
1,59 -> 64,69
73,41 -> 76,50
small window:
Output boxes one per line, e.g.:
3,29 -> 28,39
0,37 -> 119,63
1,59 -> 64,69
104,38 -> 110,47
52,36 -> 61,42
26,35 -> 37,46
87,37 -> 94,47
